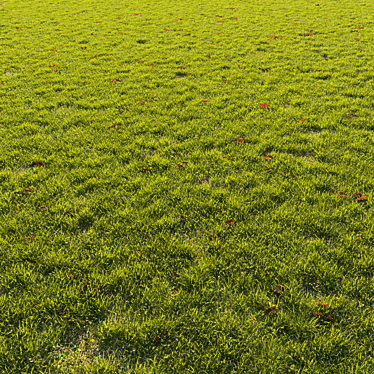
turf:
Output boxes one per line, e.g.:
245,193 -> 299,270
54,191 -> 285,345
0,0 -> 374,372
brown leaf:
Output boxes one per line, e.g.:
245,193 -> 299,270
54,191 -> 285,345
140,168 -> 152,173
263,154 -> 273,161
272,284 -> 285,294
80,281 -> 89,294
22,236 -> 34,243
264,305 -> 280,316
178,214 -> 189,221
224,219 -> 237,228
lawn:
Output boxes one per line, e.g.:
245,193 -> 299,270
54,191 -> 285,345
1,0 -> 374,372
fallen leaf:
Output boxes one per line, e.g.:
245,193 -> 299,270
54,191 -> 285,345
264,305 -> 279,316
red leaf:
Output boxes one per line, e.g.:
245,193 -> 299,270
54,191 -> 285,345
32,161 -> 45,167
356,196 -> 367,202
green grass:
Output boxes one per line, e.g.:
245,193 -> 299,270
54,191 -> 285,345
1,0 -> 374,372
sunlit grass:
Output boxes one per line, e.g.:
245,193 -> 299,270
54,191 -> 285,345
1,0 -> 374,372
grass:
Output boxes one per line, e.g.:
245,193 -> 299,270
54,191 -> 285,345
1,0 -> 374,372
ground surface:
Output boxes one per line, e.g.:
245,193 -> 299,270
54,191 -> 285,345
0,0 -> 374,373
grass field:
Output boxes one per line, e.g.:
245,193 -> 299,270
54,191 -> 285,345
1,0 -> 374,372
